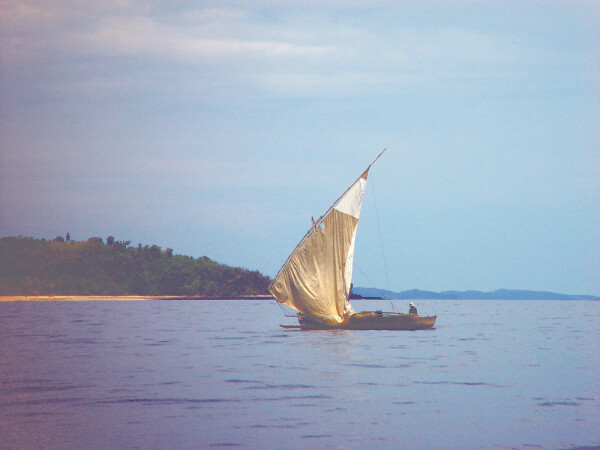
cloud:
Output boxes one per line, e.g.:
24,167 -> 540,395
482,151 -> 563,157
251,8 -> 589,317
88,16 -> 332,64
5,1 -> 586,103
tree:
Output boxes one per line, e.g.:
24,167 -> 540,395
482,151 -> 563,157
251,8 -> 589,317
0,235 -> 271,296
107,236 -> 115,246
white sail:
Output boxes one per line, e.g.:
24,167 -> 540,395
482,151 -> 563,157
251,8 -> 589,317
269,170 -> 369,325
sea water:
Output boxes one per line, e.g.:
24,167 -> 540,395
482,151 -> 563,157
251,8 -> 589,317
0,299 -> 598,449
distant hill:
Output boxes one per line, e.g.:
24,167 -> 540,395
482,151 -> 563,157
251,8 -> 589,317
352,287 -> 599,301
0,236 -> 270,297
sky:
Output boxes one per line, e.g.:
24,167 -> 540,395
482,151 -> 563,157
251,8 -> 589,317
1,1 -> 599,295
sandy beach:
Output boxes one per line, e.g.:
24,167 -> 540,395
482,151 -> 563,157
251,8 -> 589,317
0,295 -> 275,302
0,295 -> 171,302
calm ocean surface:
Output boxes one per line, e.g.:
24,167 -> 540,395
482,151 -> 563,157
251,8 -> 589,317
1,299 -> 598,449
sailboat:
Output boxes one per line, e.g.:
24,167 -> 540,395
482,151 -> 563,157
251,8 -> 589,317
270,149 -> 436,331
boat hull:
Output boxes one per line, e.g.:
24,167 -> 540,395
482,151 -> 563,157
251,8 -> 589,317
297,311 -> 436,331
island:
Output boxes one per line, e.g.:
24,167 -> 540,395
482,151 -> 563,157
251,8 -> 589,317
0,235 -> 271,298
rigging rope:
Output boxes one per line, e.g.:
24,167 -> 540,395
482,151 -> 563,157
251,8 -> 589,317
369,169 -> 394,312
274,297 -> 297,316
353,263 -> 378,289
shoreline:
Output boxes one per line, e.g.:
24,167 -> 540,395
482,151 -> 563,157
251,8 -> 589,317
0,295 -> 276,302
2,295 -> 596,302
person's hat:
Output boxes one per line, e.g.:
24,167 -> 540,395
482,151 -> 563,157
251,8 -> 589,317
410,302 -> 414,306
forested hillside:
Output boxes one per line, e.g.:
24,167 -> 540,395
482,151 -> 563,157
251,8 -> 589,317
0,236 -> 270,297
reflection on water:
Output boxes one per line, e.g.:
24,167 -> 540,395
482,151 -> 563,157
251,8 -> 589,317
1,299 -> 599,449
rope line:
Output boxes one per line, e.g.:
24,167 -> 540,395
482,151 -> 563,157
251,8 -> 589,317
353,262 -> 378,289
369,169 -> 394,312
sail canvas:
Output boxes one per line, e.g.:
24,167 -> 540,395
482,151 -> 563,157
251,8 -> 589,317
269,170 -> 368,325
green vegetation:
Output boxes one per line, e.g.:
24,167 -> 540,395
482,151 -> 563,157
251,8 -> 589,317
0,236 -> 271,297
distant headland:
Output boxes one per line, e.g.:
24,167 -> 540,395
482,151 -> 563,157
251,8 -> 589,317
352,287 -> 599,301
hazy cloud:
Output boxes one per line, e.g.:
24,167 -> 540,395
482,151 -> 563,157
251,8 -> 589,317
5,1 -> 592,102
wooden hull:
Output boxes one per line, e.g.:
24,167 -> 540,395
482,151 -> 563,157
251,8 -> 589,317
296,311 -> 436,331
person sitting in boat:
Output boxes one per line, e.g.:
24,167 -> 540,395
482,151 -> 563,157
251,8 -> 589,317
409,302 -> 418,315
